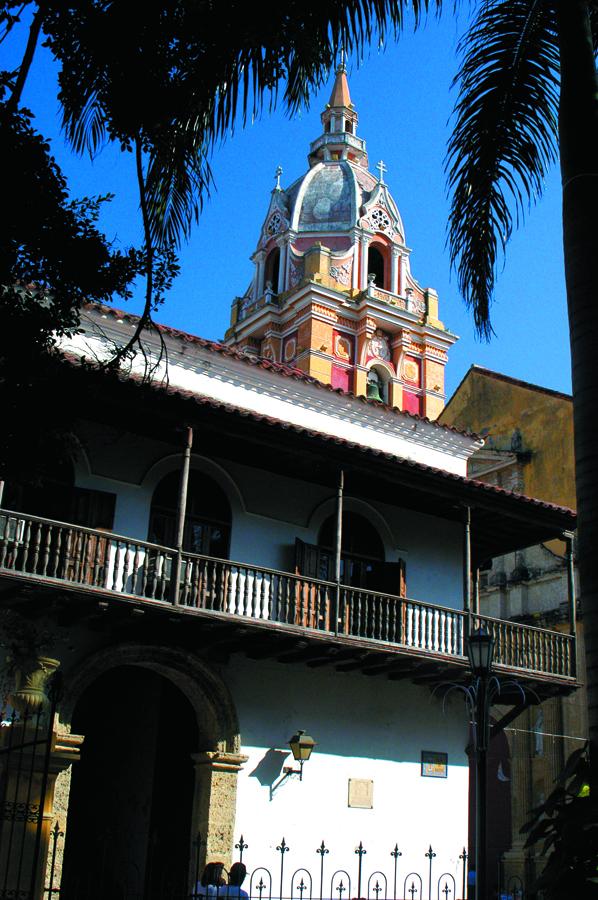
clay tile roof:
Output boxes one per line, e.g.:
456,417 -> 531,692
84,303 -> 481,441
59,350 -> 577,526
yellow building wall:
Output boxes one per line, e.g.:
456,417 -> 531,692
439,370 -> 575,510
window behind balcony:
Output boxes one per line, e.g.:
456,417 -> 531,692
5,456 -> 116,530
296,511 -> 406,596
148,471 -> 231,558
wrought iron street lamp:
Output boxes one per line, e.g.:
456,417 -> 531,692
467,629 -> 495,900
467,629 -> 495,678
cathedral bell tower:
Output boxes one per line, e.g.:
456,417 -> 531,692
225,64 -> 457,420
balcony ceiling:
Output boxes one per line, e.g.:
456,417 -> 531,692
61,361 -> 575,565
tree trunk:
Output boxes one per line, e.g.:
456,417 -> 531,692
557,0 -> 598,801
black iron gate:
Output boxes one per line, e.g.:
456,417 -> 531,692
0,677 -> 60,900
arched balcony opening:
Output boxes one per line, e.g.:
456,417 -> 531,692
5,450 -> 116,531
148,470 -> 231,558
367,244 -> 389,290
318,511 -> 385,590
264,246 -> 281,293
5,454 -> 75,522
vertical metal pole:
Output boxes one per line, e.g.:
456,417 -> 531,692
475,676 -> 489,900
0,480 -> 4,506
333,469 -> 344,636
463,507 -> 472,629
565,533 -> 576,635
473,567 -> 480,616
425,846 -> 436,900
565,531 -> 577,676
459,848 -> 468,900
355,842 -> 366,900
171,426 -> 193,606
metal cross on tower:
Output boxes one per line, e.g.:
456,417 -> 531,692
275,165 -> 283,189
376,160 -> 387,184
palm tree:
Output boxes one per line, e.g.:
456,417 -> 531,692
446,0 -> 598,812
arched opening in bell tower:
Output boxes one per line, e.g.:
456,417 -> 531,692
366,365 -> 390,404
367,244 -> 388,290
264,246 -> 281,293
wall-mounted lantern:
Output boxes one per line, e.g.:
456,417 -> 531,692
286,730 -> 316,781
271,730 -> 316,797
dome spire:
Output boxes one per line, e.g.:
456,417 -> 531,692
309,64 -> 367,166
328,57 -> 352,109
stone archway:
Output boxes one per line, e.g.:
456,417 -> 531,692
53,644 -> 246,896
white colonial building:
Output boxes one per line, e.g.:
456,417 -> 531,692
0,71 -> 577,900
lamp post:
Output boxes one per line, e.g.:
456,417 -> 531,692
467,629 -> 495,900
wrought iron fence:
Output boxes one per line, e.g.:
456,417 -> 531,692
43,829 -> 470,900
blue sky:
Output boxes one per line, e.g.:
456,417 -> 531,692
4,9 -> 571,400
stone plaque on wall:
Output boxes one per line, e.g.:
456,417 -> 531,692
348,778 -> 374,809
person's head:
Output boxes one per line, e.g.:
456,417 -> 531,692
202,862 -> 226,887
229,863 -> 247,887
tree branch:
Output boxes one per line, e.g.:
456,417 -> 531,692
107,136 -> 168,379
7,4 -> 44,111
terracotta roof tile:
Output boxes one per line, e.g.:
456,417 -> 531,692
86,303 -> 482,442
61,350 -> 576,524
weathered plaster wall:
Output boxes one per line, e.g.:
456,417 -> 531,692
439,369 -> 574,509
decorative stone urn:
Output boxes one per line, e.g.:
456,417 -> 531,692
9,656 -> 60,711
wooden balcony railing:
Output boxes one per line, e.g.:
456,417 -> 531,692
0,510 -> 575,680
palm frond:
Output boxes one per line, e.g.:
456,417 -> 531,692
145,122 -> 213,249
446,0 -> 559,338
62,87 -> 106,157
48,0 -> 445,247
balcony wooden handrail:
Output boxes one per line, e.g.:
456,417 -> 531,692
474,610 -> 571,641
0,509 -> 575,679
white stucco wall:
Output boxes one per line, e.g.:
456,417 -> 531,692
71,433 -> 465,610
223,657 -> 470,893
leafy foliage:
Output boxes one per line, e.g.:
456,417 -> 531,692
521,744 -> 598,899
446,0 -> 560,338
0,74 -> 146,479
41,0 -> 443,248
1,78 -> 142,345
